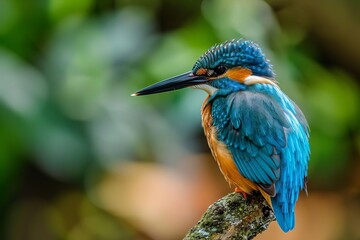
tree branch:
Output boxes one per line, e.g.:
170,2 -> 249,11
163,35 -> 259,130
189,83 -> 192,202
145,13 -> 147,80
183,191 -> 275,240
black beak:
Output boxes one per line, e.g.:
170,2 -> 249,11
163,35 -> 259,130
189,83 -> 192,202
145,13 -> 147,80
131,71 -> 207,96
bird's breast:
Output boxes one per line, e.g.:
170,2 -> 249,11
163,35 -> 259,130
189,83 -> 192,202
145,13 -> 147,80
201,98 -> 258,193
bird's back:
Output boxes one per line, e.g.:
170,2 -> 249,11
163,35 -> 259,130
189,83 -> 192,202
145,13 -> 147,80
202,83 -> 310,232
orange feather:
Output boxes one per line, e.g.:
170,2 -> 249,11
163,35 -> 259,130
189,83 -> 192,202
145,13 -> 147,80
201,98 -> 272,205
223,67 -> 252,83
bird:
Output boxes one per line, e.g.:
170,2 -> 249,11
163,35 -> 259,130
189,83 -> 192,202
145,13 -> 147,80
132,39 -> 310,232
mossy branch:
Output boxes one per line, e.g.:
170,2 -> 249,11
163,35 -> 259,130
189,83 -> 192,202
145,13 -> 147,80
183,192 -> 275,240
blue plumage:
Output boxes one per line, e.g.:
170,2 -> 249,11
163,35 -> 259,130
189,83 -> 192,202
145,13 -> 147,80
195,40 -> 310,232
193,39 -> 275,79
133,39 -> 310,233
209,83 -> 310,232
211,90 -> 285,186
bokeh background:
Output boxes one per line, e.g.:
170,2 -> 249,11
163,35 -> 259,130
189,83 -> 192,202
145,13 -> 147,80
1,0 -> 360,239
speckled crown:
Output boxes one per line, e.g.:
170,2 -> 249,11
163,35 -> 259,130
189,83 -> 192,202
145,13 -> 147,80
192,39 -> 274,78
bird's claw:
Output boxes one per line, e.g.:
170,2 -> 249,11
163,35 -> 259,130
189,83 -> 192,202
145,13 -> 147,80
235,187 -> 247,199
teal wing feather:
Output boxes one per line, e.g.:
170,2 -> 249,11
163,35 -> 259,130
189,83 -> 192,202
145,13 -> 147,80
211,91 -> 290,195
211,87 -> 310,232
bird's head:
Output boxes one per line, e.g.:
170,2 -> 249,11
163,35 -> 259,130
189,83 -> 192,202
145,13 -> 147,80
132,39 -> 276,97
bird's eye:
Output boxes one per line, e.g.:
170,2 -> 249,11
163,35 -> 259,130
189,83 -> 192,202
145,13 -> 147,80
204,65 -> 227,77
213,65 -> 227,76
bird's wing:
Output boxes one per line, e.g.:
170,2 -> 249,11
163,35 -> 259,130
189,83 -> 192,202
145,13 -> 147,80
212,91 -> 290,196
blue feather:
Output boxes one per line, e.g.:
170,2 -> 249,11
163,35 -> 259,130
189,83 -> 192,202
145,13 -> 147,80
211,91 -> 287,187
193,39 -> 275,78
137,38 -> 310,233
191,40 -> 309,232
210,84 -> 309,232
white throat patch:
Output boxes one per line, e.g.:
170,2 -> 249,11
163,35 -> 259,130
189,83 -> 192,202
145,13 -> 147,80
191,84 -> 218,95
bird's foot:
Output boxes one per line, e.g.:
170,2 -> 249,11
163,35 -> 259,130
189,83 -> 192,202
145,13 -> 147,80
235,187 -> 247,199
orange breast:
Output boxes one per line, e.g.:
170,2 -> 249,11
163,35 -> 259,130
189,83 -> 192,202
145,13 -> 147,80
201,98 -> 270,203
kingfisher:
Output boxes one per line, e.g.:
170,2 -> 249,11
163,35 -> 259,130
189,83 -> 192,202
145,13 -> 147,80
132,39 -> 310,232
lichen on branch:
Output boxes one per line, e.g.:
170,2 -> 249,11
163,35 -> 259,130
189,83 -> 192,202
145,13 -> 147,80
183,192 -> 275,240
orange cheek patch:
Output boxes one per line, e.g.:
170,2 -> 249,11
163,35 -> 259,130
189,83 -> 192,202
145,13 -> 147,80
196,68 -> 207,76
225,67 -> 252,83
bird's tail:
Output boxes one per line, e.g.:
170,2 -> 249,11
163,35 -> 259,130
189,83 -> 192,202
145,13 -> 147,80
271,196 -> 295,232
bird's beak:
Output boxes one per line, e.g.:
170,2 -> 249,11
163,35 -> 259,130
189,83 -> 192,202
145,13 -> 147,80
131,71 -> 208,96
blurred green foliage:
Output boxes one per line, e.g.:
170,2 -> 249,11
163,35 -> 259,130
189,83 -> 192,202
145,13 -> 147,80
0,0 -> 359,239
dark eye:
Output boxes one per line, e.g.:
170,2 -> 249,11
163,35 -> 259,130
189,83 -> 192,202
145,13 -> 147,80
213,65 -> 227,76
205,65 -> 227,77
